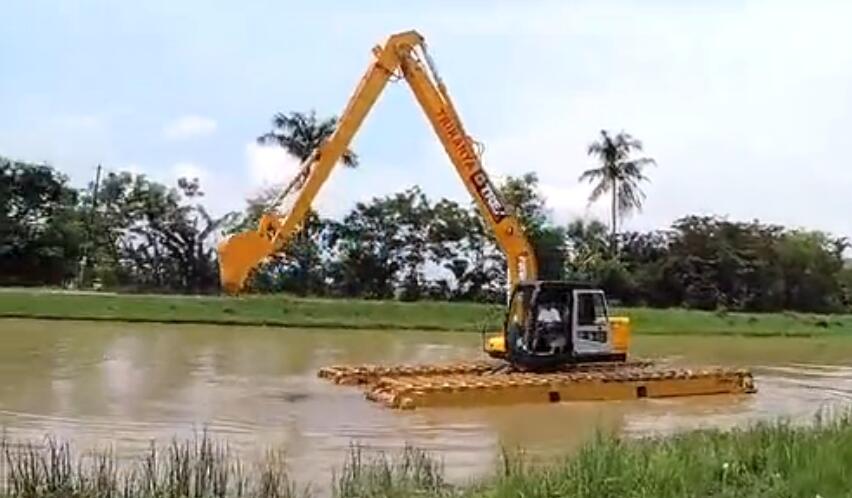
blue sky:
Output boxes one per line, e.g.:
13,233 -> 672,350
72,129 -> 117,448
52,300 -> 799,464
2,0 -> 851,238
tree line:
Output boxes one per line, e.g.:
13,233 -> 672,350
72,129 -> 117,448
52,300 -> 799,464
2,112 -> 850,312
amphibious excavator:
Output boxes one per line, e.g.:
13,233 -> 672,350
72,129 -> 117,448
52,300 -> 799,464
217,30 -> 755,409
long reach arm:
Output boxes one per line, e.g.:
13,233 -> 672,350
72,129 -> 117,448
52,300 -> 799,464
218,30 -> 538,294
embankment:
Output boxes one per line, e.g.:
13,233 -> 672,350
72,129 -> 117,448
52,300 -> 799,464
1,288 -> 851,336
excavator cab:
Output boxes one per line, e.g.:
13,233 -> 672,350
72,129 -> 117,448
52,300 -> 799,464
486,281 -> 628,370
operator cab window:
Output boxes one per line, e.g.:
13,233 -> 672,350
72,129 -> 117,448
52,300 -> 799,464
508,287 -> 533,326
575,291 -> 608,343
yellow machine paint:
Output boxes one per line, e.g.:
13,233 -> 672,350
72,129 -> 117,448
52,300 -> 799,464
485,334 -> 506,356
218,214 -> 285,294
217,29 -> 756,407
610,316 -> 632,353
217,232 -> 272,294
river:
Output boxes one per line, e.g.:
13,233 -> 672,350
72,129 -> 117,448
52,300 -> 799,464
1,318 -> 852,487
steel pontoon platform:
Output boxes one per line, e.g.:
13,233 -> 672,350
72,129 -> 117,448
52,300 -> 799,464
318,361 -> 756,410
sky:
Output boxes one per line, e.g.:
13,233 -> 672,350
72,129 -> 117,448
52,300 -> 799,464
2,0 -> 851,238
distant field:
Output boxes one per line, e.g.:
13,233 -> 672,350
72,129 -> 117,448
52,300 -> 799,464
1,288 -> 851,336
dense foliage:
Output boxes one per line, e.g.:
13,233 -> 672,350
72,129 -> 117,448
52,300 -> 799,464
1,157 -> 234,293
0,158 -> 83,285
2,154 -> 849,312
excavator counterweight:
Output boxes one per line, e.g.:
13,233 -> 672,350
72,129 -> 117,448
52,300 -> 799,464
218,29 -> 757,408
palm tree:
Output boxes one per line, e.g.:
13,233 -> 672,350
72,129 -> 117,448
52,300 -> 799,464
257,110 -> 359,166
579,130 -> 655,254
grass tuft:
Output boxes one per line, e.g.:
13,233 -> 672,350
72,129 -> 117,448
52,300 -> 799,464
5,413 -> 852,497
332,444 -> 450,498
470,411 -> 852,498
0,431 -> 306,498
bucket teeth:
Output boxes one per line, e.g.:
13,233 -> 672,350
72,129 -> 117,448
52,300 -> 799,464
318,360 -> 756,409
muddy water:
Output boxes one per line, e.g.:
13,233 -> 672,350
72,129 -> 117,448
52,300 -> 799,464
2,319 -> 852,486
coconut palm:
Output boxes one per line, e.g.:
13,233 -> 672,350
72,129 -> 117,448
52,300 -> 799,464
257,110 -> 359,166
579,130 -> 655,253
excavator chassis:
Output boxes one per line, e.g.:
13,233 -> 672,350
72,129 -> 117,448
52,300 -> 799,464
318,361 -> 756,410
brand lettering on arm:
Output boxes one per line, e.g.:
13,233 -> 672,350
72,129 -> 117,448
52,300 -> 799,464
470,171 -> 507,223
436,107 -> 508,223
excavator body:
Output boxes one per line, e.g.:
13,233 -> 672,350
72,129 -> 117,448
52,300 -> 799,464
217,29 -> 756,408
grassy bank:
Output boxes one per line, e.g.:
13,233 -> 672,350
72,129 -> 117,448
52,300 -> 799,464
3,414 -> 852,497
1,288 -> 851,336
0,289 -> 498,331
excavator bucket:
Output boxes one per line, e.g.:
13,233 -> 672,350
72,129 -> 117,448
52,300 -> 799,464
217,230 -> 275,294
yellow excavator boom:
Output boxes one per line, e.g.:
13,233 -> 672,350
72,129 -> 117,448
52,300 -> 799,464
217,30 -> 536,294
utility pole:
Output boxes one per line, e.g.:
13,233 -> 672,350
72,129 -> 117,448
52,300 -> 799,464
77,164 -> 102,288
89,163 -> 102,229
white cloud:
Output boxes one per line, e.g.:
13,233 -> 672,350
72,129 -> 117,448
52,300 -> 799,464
539,182 -> 609,225
163,115 -> 217,140
244,142 -> 361,218
245,142 -> 300,185
168,161 -> 239,216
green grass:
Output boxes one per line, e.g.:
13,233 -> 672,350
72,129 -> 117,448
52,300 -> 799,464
625,306 -> 852,337
0,288 -> 500,332
1,288 -> 851,336
1,432 -> 309,498
5,413 -> 852,498
468,411 -> 852,498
